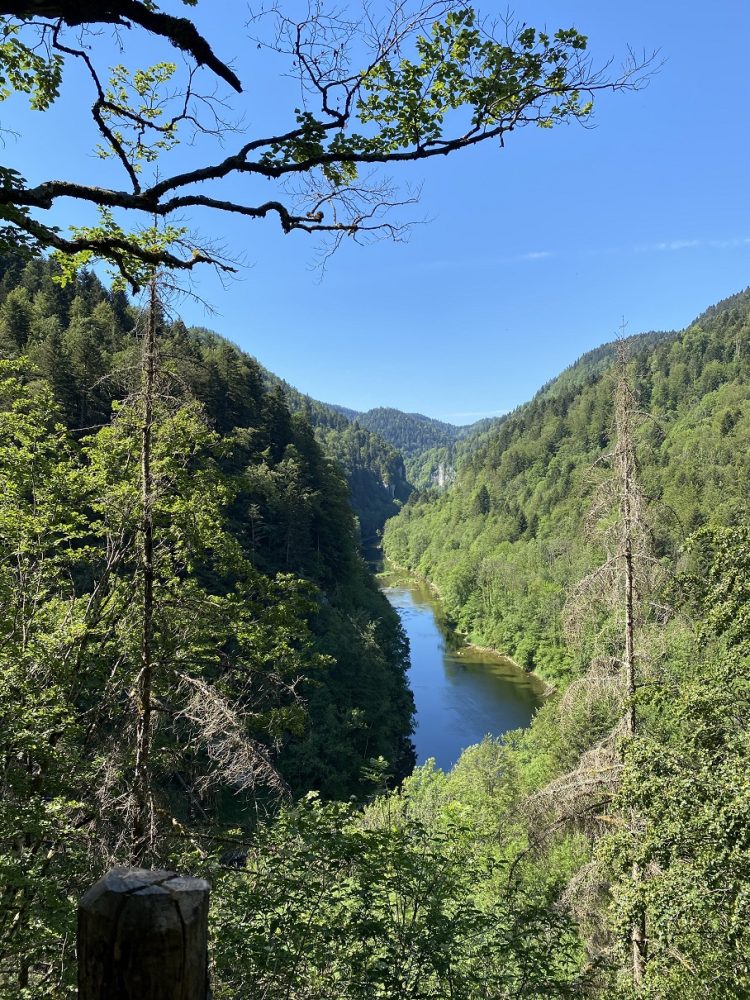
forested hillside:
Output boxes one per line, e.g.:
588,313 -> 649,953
0,253 -> 415,802
5,253 -> 750,999
374,289 -> 750,998
356,406 -> 461,456
5,0 -> 747,996
354,406 -> 503,489
263,377 -> 412,542
384,297 -> 749,678
169,328 -> 412,541
404,416 -> 504,490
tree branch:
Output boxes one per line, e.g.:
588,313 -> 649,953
0,0 -> 242,91
0,3 -> 657,281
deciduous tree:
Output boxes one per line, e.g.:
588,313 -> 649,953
0,1 -> 651,286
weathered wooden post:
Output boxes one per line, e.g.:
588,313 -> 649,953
78,867 -> 210,999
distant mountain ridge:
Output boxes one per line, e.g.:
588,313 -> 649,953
196,324 -> 683,516
187,330 -> 413,541
326,402 -> 360,420
354,407 -> 461,457
535,328 -> 677,401
341,407 -> 502,490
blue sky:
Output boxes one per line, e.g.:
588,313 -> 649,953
5,0 -> 750,422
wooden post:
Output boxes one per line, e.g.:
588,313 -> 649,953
78,867 -> 210,999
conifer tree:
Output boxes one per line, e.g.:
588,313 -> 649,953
79,276 -> 323,863
0,286 -> 32,352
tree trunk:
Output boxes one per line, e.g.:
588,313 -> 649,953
617,350 -> 637,739
132,276 -> 157,864
615,342 -> 647,988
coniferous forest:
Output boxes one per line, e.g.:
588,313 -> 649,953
6,260 -> 750,1000
1,2 -> 749,999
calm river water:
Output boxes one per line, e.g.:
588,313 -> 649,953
379,568 -> 545,771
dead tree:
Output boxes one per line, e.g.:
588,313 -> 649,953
132,275 -> 158,863
529,335 -> 656,988
615,341 -> 638,740
613,339 -> 647,987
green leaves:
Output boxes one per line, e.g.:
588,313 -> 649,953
211,795 -> 583,999
0,3 -> 634,285
603,652 -> 750,998
256,9 -> 595,190
98,62 -> 181,169
355,12 -> 592,153
53,207 -> 190,290
0,360 -> 96,995
0,21 -> 63,110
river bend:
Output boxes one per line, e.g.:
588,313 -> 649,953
379,569 -> 545,770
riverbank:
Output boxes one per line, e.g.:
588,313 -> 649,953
457,641 -> 556,696
377,566 -> 546,769
378,558 -> 554,696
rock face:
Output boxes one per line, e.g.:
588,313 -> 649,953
78,867 -> 210,999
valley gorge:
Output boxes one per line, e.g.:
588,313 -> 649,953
3,251 -> 750,998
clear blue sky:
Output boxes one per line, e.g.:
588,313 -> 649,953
5,1 -> 750,422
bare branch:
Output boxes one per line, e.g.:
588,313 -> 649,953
177,674 -> 291,801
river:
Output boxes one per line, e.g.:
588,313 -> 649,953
378,567 -> 545,771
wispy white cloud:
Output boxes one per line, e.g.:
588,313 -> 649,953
422,235 -> 750,271
442,408 -> 508,421
516,250 -> 551,261
635,236 -> 750,254
708,236 -> 750,249
656,239 -> 701,251
634,238 -> 700,253
423,250 -> 553,270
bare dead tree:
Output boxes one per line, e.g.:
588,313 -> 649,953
564,336 -> 662,661
177,674 -> 292,802
615,339 -> 638,742
131,273 -> 157,863
531,336 -> 659,988
613,337 -> 647,988
525,730 -> 623,839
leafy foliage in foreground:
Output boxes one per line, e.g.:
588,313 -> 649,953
210,794 -> 584,1000
0,4 -> 635,281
